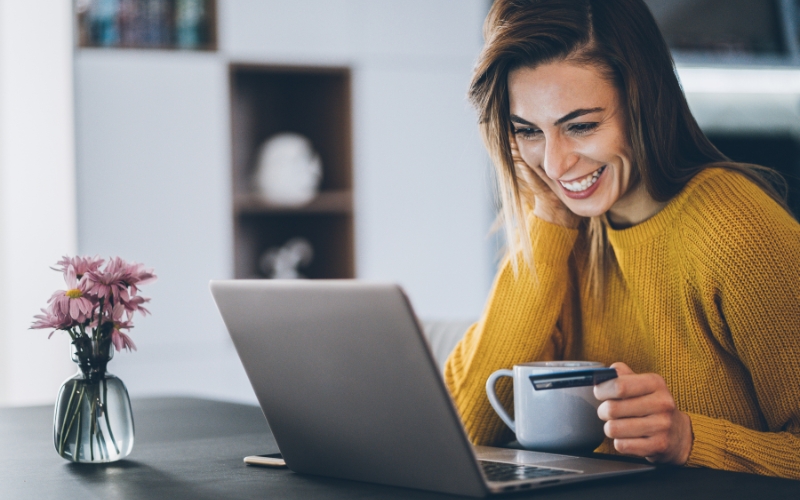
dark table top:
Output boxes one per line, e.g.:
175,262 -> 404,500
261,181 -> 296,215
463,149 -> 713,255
2,397 -> 799,499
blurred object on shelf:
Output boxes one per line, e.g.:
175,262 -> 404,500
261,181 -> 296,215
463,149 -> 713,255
176,0 -> 206,49
259,238 -> 314,279
75,0 -> 216,50
119,0 -> 143,46
142,0 -> 170,47
93,0 -> 121,47
254,133 -> 323,207
76,0 -> 93,46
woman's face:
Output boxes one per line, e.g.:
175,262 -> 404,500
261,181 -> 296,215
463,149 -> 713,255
508,61 -> 654,224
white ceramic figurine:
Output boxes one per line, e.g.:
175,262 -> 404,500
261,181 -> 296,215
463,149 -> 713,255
254,133 -> 322,206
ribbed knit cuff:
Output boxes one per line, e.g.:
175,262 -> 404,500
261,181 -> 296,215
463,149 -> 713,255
529,216 -> 579,267
685,413 -> 728,469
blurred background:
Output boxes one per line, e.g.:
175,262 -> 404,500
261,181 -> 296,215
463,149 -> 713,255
1,0 -> 799,408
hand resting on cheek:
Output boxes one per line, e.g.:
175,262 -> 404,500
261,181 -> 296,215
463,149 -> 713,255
594,362 -> 694,465
510,136 -> 582,229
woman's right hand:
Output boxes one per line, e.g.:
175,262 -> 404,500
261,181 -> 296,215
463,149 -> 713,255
510,136 -> 582,229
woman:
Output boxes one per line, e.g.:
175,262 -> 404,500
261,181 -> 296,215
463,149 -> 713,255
445,0 -> 800,478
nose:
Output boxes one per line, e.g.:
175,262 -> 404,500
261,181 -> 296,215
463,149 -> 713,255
542,135 -> 579,180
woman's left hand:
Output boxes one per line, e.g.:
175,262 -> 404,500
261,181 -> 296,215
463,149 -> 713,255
594,362 -> 693,465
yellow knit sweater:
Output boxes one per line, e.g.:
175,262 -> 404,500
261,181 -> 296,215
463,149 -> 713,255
444,168 -> 800,478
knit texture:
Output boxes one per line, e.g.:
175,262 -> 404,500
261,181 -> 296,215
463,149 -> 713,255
444,168 -> 800,478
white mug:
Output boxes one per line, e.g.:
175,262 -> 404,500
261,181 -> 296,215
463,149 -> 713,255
486,361 -> 606,453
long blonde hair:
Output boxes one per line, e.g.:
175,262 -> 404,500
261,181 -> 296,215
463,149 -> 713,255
470,0 -> 789,293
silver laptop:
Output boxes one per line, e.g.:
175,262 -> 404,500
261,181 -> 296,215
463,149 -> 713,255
210,280 -> 653,497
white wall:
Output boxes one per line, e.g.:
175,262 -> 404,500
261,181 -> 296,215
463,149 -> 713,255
75,0 -> 492,404
355,64 -> 489,318
0,1 -> 77,406
222,0 -> 493,319
74,50 -> 243,401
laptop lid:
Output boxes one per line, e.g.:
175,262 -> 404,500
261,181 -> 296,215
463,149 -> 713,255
210,280 -> 488,497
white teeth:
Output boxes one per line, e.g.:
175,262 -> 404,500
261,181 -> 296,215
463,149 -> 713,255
559,166 -> 605,192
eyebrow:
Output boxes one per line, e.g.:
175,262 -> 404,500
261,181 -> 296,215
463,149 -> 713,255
555,107 -> 604,125
510,107 -> 604,127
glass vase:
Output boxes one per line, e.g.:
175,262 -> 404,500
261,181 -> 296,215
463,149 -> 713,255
53,339 -> 134,463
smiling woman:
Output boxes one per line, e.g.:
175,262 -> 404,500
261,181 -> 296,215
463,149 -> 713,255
444,0 -> 800,479
508,63 -> 651,225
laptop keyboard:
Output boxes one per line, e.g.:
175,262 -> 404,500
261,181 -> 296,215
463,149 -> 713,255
479,460 -> 579,482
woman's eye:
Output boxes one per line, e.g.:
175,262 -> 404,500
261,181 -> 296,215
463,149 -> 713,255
513,127 -> 542,140
568,122 -> 599,135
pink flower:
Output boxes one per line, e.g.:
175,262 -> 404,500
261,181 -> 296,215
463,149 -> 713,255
109,304 -> 137,352
85,257 -> 132,304
53,255 -> 104,280
85,257 -> 156,313
111,329 -> 137,352
120,294 -> 151,319
121,260 -> 157,292
33,255 -> 155,356
30,306 -> 76,337
48,266 -> 95,323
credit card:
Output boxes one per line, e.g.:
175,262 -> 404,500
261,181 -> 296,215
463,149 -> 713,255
528,367 -> 618,391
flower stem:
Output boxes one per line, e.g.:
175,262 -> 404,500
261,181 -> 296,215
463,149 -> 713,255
74,394 -> 83,462
96,421 -> 109,460
95,298 -> 105,342
61,384 -> 84,459
57,382 -> 78,456
90,388 -> 97,461
102,379 -> 120,455
91,383 -> 108,460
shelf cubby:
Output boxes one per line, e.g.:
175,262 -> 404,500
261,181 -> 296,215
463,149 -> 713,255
229,64 -> 354,280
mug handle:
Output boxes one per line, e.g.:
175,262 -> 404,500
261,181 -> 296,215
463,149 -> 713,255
485,369 -> 515,433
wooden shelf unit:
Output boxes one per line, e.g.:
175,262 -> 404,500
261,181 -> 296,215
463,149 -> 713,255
234,190 -> 353,215
229,64 -> 354,280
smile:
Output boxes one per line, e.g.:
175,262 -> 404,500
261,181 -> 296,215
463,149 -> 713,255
559,166 -> 606,193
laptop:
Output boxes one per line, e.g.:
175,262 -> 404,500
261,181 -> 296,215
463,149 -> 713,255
210,280 -> 653,497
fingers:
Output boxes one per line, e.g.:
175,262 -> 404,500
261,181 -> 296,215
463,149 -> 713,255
597,391 -> 676,420
612,436 -> 673,462
516,158 -> 542,187
610,361 -> 634,375
592,364 -> 694,465
508,134 -> 582,228
509,134 -> 550,191
602,412 -> 673,439
512,149 -> 549,193
594,371 -> 668,401
607,412 -> 693,465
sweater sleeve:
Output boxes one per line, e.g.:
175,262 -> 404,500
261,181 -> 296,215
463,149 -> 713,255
683,175 -> 800,478
687,413 -> 800,477
444,216 -> 579,445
